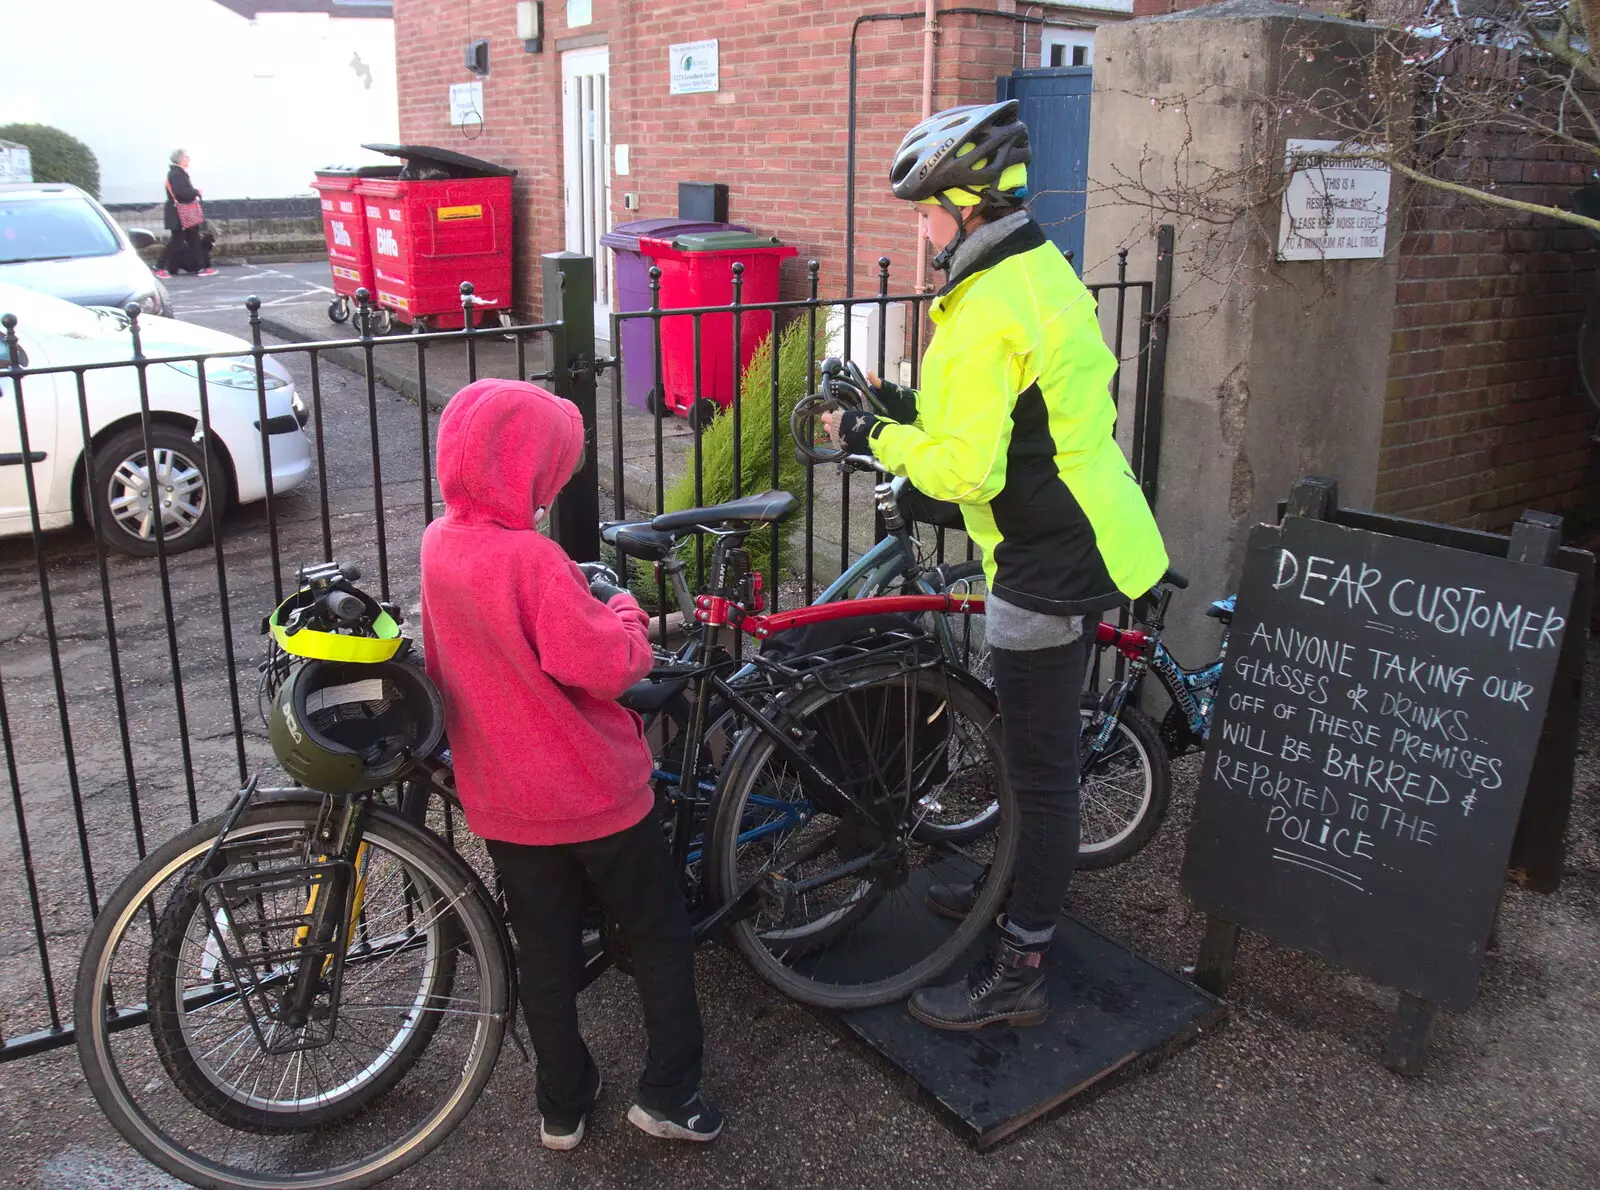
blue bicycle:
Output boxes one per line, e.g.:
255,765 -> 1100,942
1076,578 -> 1234,864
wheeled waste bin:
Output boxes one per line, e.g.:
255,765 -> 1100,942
639,231 -> 797,421
312,164 -> 399,326
601,218 -> 750,412
353,144 -> 517,332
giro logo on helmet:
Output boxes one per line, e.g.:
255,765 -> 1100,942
917,136 -> 958,179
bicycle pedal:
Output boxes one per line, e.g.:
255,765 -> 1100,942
758,871 -> 799,925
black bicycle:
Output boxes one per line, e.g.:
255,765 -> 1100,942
76,498 -> 1013,1190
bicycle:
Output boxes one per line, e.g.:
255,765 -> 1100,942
1072,578 -> 1236,862
77,505 -> 1013,1190
779,359 -> 1180,866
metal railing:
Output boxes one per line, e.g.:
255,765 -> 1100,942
0,236 -> 1169,1062
0,262 -> 579,1061
600,231 -> 1173,617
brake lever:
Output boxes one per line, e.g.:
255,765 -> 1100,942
838,453 -> 892,476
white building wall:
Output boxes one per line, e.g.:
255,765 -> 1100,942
0,0 -> 399,202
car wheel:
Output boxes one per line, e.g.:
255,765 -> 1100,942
91,424 -> 223,557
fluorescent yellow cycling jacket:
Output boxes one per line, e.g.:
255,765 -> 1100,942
870,219 -> 1168,616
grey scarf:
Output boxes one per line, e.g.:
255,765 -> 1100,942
947,210 -> 1032,281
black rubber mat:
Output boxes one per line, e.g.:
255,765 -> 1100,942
841,913 -> 1227,1149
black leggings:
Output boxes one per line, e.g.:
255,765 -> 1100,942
486,810 -> 703,1126
990,630 -> 1093,933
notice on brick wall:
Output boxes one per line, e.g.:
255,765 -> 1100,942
1278,139 -> 1390,261
670,39 -> 719,96
449,81 -> 484,127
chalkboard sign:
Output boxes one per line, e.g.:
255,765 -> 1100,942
1181,514 -> 1576,1011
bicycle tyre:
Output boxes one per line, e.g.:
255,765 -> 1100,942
1077,695 -> 1171,869
706,657 -> 1018,1011
76,799 -> 510,1190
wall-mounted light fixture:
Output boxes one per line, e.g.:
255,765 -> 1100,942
464,38 -> 490,75
516,1 -> 544,53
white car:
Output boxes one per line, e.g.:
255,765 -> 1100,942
0,280 -> 312,555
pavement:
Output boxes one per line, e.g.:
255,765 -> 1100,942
0,263 -> 1596,1187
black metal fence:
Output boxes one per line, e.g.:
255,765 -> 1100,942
600,227 -> 1173,613
0,237 -> 1169,1062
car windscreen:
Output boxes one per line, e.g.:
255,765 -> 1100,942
0,197 -> 122,264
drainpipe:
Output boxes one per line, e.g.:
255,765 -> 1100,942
846,10 -> 923,298
913,0 -> 937,294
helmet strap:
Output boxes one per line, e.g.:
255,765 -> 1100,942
930,192 -> 976,274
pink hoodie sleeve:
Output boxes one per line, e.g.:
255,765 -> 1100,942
534,567 -> 656,699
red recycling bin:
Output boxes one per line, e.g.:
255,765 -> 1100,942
312,170 -> 374,325
638,231 -> 798,420
353,144 -> 518,331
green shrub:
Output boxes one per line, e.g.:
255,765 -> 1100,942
0,124 -> 100,197
627,318 -> 815,607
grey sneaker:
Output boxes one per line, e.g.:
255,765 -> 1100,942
627,1091 -> 723,1142
540,1074 -> 601,1151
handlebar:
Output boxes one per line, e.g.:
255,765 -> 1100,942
790,357 -> 889,467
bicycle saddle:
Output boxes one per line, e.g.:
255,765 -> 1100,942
602,522 -> 678,561
618,672 -> 691,714
650,490 -> 799,531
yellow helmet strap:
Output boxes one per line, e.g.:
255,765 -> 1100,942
267,590 -> 405,663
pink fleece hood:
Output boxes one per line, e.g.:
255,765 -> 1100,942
436,379 -> 585,529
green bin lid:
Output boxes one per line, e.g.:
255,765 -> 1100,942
671,231 -> 783,252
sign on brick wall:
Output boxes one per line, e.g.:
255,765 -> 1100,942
449,81 -> 484,127
1278,139 -> 1390,262
670,39 -> 719,96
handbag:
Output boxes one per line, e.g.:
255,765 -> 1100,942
166,179 -> 204,230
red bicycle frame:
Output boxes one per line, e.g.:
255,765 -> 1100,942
692,590 -> 1151,661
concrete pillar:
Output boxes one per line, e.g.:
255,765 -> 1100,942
1086,0 -> 1399,661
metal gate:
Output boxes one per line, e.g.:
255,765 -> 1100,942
998,66 -> 1093,269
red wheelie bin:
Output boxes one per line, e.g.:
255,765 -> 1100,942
353,144 -> 517,332
636,230 -> 798,422
311,164 -> 398,327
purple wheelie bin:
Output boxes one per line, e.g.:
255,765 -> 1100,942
601,218 -> 749,412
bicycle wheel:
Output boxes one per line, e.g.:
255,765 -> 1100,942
1077,696 -> 1171,869
76,799 -> 510,1190
706,655 -> 1018,1010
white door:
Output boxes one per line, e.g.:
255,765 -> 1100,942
562,47 -> 612,327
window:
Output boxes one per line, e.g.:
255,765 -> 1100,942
0,197 -> 121,265
1041,30 -> 1094,68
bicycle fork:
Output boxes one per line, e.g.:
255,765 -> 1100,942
280,795 -> 369,1028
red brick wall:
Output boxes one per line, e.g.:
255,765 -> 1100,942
1376,158 -> 1595,530
393,0 -> 1031,319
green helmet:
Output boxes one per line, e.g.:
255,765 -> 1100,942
269,657 -> 445,794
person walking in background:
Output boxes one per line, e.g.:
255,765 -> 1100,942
156,150 -> 216,279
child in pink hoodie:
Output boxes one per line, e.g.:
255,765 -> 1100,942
421,379 -> 720,1150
